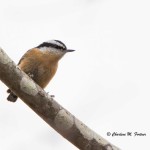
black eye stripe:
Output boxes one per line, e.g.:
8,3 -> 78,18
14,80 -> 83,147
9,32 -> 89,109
36,40 -> 67,50
54,40 -> 67,49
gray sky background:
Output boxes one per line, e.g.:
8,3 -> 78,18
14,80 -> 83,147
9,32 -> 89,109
0,0 -> 150,149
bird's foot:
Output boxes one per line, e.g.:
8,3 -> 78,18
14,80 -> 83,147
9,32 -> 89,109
47,92 -> 55,98
28,73 -> 34,78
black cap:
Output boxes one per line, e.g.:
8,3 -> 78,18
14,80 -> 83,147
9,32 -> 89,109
36,40 -> 75,52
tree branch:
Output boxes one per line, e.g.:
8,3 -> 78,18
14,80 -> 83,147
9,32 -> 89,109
0,47 -> 120,150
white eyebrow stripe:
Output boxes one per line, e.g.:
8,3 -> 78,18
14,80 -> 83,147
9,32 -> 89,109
46,40 -> 66,49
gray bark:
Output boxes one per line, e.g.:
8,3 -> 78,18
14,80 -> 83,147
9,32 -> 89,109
0,48 -> 120,150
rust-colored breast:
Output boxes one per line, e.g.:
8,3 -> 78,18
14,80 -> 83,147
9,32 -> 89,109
18,48 -> 58,88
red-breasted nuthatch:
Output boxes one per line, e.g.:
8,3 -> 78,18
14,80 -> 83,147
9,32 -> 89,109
7,40 -> 75,102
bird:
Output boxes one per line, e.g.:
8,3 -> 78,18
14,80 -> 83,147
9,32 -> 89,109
7,40 -> 75,102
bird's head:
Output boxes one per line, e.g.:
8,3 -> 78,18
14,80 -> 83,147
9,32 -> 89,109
36,40 -> 75,61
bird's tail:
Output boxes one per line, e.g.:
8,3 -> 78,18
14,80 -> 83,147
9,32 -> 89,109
7,89 -> 18,102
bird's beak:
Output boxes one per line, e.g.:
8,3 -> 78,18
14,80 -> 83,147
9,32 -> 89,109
66,49 -> 75,52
